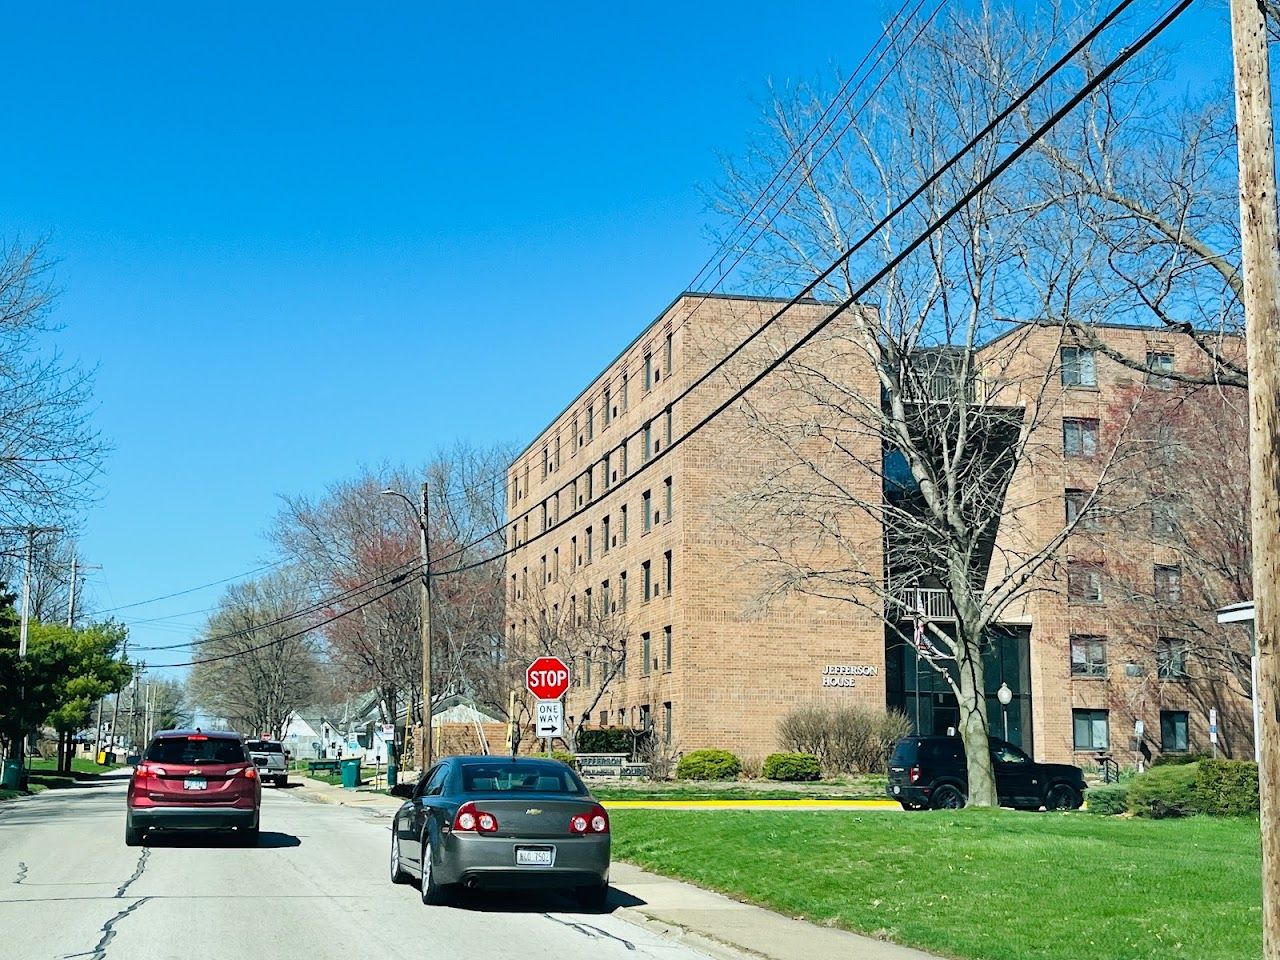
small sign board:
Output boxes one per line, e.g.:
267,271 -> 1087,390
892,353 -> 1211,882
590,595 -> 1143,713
1210,708 -> 1219,744
577,753 -> 628,777
536,700 -> 564,739
380,723 -> 395,739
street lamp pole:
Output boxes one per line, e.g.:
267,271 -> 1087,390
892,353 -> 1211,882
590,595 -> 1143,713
997,682 -> 1013,743
382,485 -> 434,773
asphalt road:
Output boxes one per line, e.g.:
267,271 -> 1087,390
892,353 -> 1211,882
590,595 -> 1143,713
0,773 -> 713,960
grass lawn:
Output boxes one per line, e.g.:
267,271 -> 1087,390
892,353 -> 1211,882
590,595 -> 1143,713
611,809 -> 1261,960
593,776 -> 886,802
299,766 -> 384,788
24,756 -> 124,792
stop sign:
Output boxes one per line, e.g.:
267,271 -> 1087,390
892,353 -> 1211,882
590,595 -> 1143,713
526,656 -> 571,701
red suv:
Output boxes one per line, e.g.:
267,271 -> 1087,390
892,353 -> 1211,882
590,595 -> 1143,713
126,730 -> 262,846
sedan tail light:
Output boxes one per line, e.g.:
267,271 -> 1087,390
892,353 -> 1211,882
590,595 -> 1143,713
570,804 -> 610,835
453,801 -> 498,833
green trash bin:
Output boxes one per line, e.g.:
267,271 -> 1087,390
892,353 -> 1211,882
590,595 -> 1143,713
340,757 -> 361,789
1,759 -> 22,791
386,754 -> 398,790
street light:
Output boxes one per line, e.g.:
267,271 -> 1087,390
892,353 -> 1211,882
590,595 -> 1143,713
996,682 -> 1013,742
380,485 -> 434,776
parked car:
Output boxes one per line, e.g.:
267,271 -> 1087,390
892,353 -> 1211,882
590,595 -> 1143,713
245,739 -> 289,787
388,755 -> 611,908
886,735 -> 1086,811
125,729 -> 262,845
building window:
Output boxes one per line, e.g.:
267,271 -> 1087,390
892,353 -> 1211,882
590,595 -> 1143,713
643,421 -> 652,462
640,703 -> 651,731
604,386 -> 612,424
1061,346 -> 1097,387
1152,495 -> 1177,537
622,370 -> 629,410
572,416 -> 579,452
584,587 -> 592,621
619,504 -> 628,545
554,434 -> 560,470
618,639 -> 626,679
541,502 -> 548,532
664,406 -> 673,447
1064,489 -> 1099,531
585,526 -> 593,564
1070,635 -> 1107,677
1063,418 -> 1099,457
540,554 -> 547,585
571,535 -> 579,567
1072,709 -> 1109,751
664,476 -> 673,521
510,573 -> 516,602
1160,710 -> 1189,752
642,560 -> 652,601
642,491 -> 652,533
553,547 -> 560,581
603,514 -> 612,552
542,447 -> 549,479
584,656 -> 592,686
1146,351 -> 1175,389
644,352 -> 653,391
1157,637 -> 1189,680
663,701 -> 672,744
665,332 -> 673,375
664,550 -> 673,594
641,632 -> 651,675
587,403 -> 594,440
663,625 -> 672,670
602,579 -> 611,615
619,569 -> 627,610
1154,564 -> 1182,603
584,470 -> 593,503
1067,561 -> 1103,603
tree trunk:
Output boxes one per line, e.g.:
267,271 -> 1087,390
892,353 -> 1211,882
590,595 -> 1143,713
956,641 -> 997,807
56,732 -> 65,773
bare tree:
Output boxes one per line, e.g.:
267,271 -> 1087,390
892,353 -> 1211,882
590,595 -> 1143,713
709,1 -> 1173,804
0,238 -> 106,528
188,570 -> 322,738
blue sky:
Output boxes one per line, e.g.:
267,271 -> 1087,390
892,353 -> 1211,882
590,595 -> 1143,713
0,3 -> 1230,670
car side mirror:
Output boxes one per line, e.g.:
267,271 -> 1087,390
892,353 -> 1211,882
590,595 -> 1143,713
390,783 -> 415,800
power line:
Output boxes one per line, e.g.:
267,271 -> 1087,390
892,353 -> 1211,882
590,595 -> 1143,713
90,561 -> 287,615
430,0 -> 1172,580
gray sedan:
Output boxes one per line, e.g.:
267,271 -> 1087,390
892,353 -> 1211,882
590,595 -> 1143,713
389,756 -> 611,908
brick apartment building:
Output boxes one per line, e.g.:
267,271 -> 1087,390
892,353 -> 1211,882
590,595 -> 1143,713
505,292 -> 1254,766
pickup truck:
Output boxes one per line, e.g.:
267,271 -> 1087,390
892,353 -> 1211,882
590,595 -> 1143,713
244,739 -> 289,787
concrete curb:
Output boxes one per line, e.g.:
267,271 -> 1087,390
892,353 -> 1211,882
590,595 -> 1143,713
603,798 -> 900,810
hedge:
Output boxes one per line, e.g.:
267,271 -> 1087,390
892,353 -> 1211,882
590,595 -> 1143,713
1194,758 -> 1259,817
576,727 -> 646,756
1126,762 -> 1199,818
535,750 -> 576,766
1151,752 -> 1211,768
762,752 -> 822,782
1084,783 -> 1129,815
676,749 -> 742,781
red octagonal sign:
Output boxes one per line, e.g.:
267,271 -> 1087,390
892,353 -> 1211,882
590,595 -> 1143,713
526,656 -> 571,701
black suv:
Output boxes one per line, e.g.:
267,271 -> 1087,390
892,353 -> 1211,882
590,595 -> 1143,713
887,735 -> 1086,811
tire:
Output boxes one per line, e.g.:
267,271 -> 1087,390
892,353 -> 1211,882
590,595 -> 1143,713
419,836 -> 451,906
1044,783 -> 1082,811
390,831 -> 410,884
575,883 -> 609,911
930,784 -> 966,810
124,819 -> 143,847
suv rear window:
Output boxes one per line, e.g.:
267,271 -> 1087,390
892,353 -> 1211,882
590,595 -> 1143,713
889,739 -> 919,764
245,741 -> 284,753
146,736 -> 248,765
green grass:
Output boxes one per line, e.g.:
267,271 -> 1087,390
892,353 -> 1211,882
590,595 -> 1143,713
299,765 -> 383,788
611,809 -> 1262,960
593,775 -> 886,802
24,756 -> 123,792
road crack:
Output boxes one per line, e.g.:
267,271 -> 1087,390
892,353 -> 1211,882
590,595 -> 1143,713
114,848 -> 149,898
14,861 -> 26,884
544,913 -> 637,951
71,896 -> 151,960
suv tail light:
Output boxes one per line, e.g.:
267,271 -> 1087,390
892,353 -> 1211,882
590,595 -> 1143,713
452,801 -> 498,833
908,765 -> 921,784
569,804 -> 610,835
133,763 -> 166,782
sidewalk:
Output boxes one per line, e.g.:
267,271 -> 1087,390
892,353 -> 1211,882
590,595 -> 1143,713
290,775 -> 939,960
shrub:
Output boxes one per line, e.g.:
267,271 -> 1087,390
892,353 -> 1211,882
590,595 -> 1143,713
1084,783 -> 1129,815
1194,758 -> 1259,817
576,727 -> 641,756
1151,752 -> 1211,767
762,752 -> 822,782
676,749 -> 742,781
777,704 -> 912,776
1126,762 -> 1199,818
535,750 -> 576,766
739,754 -> 764,779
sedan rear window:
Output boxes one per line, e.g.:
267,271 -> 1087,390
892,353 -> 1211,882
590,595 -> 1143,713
460,762 -> 585,795
146,737 -> 248,765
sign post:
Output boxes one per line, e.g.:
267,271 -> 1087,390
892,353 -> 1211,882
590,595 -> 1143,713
526,656 -> 571,756
1210,708 -> 1219,758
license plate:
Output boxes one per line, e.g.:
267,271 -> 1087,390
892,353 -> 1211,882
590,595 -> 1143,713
516,847 -> 554,866
184,778 -> 207,790
893,785 -> 901,795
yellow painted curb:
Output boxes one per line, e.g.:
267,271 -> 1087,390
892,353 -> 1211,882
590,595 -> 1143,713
602,798 -> 901,810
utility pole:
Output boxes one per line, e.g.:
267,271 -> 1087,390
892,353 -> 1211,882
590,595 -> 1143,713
66,553 -> 101,628
1228,1 -> 1280,956
419,482 -> 435,773
10,525 -> 62,658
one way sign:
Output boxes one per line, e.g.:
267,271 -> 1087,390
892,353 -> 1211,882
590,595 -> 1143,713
536,700 -> 564,738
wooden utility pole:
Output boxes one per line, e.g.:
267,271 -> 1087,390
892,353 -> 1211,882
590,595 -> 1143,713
419,481 -> 435,772
1229,0 -> 1280,955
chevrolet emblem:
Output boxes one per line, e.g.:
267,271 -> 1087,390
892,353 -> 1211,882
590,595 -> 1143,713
189,769 -> 200,775
525,808 -> 543,815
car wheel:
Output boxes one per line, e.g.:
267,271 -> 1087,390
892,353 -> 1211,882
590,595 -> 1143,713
930,784 -> 966,810
1045,783 -> 1082,811
419,837 -> 450,905
575,883 -> 609,911
390,832 -> 410,884
124,819 -> 143,847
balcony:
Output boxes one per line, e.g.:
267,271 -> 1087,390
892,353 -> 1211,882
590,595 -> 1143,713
891,588 -> 957,622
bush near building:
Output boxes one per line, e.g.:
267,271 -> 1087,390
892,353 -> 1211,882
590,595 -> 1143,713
1122,760 -> 1259,818
1151,752 -> 1211,767
676,749 -> 742,781
576,727 -> 644,755
536,750 -> 576,766
776,704 -> 911,776
762,752 -> 822,782
1084,783 -> 1129,815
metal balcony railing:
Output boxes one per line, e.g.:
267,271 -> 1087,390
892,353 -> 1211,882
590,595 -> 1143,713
893,588 -> 957,622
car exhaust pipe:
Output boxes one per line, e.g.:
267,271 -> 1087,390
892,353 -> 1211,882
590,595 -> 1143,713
464,878 -> 478,889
